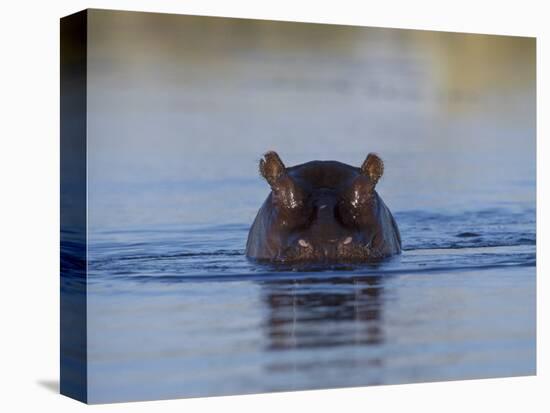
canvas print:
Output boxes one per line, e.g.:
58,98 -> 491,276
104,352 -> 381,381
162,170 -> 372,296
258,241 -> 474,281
60,9 -> 536,404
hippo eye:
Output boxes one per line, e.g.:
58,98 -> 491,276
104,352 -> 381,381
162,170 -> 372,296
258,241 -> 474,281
298,239 -> 311,248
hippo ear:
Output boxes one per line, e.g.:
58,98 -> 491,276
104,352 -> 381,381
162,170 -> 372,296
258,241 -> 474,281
259,151 -> 286,187
360,153 -> 384,187
338,175 -> 377,227
259,151 -> 308,211
337,154 -> 383,226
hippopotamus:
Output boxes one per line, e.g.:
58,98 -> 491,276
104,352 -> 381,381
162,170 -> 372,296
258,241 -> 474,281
246,151 -> 401,263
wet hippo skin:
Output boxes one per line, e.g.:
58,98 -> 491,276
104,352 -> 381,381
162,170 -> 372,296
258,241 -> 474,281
246,151 -> 401,263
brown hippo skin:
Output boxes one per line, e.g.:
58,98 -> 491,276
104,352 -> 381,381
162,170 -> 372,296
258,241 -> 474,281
246,151 -> 402,263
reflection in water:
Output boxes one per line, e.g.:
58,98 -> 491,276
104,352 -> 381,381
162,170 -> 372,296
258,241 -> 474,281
261,274 -> 385,378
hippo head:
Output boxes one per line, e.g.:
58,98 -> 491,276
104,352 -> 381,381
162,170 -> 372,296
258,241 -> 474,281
246,151 -> 401,263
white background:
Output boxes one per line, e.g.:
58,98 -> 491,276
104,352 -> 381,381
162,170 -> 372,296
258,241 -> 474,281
0,0 -> 547,411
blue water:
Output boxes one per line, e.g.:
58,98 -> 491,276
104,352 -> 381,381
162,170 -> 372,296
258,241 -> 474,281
88,209 -> 536,282
78,11 -> 536,403
82,205 -> 536,403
